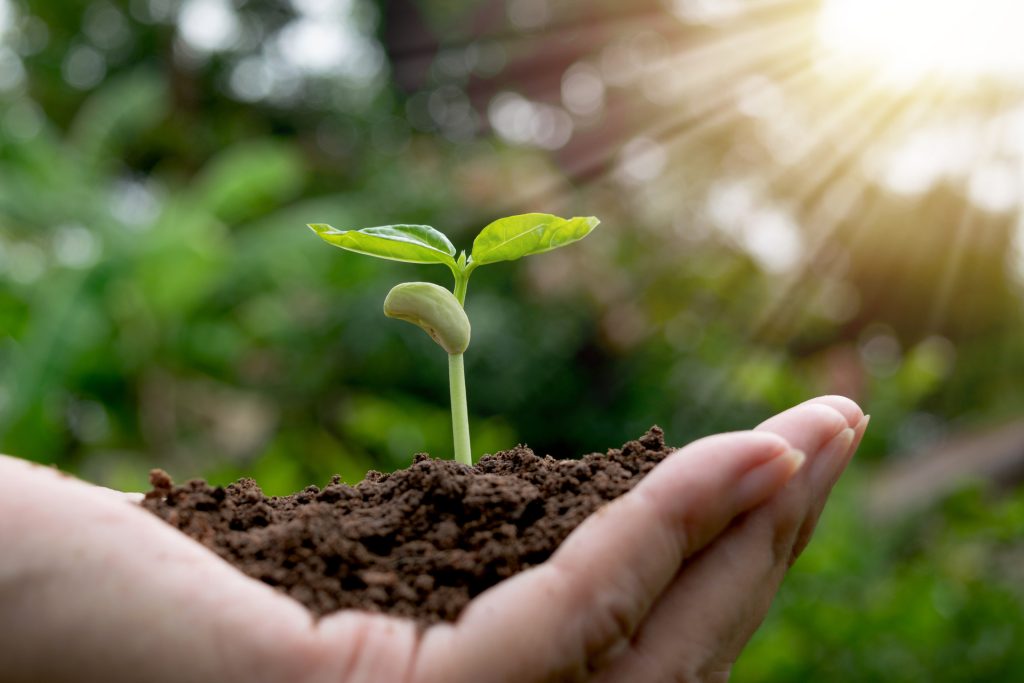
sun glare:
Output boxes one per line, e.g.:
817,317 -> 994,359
818,0 -> 1024,87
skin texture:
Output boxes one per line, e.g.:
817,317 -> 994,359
0,396 -> 866,683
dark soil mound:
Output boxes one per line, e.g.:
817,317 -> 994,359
142,427 -> 671,624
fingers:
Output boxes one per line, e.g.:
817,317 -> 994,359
594,397 -> 866,682
775,395 -> 864,432
756,396 -> 868,559
410,431 -> 804,683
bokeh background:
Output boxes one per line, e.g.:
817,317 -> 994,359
2,0 -> 1023,678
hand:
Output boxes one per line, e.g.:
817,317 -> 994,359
0,396 -> 865,683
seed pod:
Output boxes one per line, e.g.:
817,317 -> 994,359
383,282 -> 471,355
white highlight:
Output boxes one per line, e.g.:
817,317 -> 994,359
671,0 -> 742,25
561,62 -> 605,117
616,137 -> 667,184
508,0 -> 550,29
0,0 -> 12,36
178,0 -> 240,53
62,45 -> 106,90
707,179 -> 805,274
54,225 -> 101,269
488,92 -> 573,150
819,0 -> 1024,87
968,161 -> 1020,214
869,122 -> 978,196
276,17 -> 382,80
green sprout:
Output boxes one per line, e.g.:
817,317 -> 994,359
308,213 -> 600,466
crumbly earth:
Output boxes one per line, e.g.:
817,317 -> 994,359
142,427 -> 672,624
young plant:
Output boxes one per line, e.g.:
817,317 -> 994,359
308,213 -> 600,466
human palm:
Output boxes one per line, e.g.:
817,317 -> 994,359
0,396 -> 866,683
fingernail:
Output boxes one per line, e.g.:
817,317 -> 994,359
734,448 -> 806,510
806,426 -> 858,491
778,448 -> 806,472
824,427 -> 855,458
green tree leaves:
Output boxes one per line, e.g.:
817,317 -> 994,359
308,223 -> 457,267
470,213 -> 600,266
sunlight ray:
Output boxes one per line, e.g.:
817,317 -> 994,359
389,0 -> 815,66
665,191 -> 883,413
646,13 -> 815,87
747,87 -> 955,342
491,58 -> 814,216
484,7 -> 820,128
490,29 -> 824,211
925,91 -> 1013,332
692,87 -> 960,417
643,49 -> 873,172
768,81 -> 945,211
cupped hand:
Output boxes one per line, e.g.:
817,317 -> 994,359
0,396 -> 866,683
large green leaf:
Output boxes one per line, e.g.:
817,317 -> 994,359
470,213 -> 600,266
308,223 -> 457,266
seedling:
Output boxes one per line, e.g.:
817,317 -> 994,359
308,213 -> 600,466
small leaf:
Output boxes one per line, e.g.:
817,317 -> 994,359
308,223 -> 457,266
470,213 -> 600,266
384,282 -> 471,355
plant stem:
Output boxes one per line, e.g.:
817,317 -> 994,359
452,261 -> 476,306
448,353 -> 472,465
448,259 -> 475,464
453,272 -> 468,306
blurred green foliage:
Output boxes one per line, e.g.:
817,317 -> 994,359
738,481 -> 1024,682
1,0 -> 1023,679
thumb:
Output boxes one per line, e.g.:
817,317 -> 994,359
411,431 -> 803,683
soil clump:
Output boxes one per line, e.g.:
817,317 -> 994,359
143,427 -> 671,624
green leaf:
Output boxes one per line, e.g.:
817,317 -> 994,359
384,282 -> 471,355
308,223 -> 457,266
470,213 -> 600,266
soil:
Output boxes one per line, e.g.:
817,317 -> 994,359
142,427 -> 672,625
